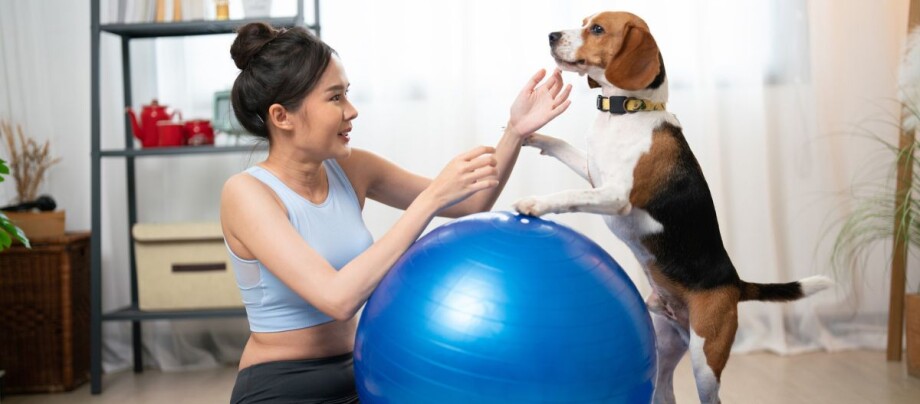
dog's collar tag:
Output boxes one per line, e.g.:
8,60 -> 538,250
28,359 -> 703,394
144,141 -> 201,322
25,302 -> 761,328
597,95 -> 666,114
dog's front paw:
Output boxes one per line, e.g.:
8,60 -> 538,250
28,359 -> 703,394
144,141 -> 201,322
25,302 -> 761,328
513,197 -> 551,217
523,133 -> 563,156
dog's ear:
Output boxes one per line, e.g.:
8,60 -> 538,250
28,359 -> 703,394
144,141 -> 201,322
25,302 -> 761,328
587,77 -> 600,88
605,24 -> 660,91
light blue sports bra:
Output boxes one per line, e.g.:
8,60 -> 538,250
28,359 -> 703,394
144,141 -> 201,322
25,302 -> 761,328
225,160 -> 374,332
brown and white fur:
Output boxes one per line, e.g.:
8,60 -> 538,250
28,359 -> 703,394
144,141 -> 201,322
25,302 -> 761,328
513,11 -> 833,404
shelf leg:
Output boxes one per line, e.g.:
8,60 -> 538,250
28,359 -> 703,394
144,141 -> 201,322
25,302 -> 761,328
132,321 -> 144,372
91,287 -> 102,394
90,0 -> 103,395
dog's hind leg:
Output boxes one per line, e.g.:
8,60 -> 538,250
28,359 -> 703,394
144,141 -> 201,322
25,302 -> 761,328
687,291 -> 739,404
523,133 -> 590,182
651,312 -> 688,404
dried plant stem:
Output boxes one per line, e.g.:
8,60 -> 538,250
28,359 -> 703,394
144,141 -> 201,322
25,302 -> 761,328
0,120 -> 61,203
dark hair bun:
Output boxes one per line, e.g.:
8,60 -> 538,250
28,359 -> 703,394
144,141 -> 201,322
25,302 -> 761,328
230,22 -> 281,70
231,23 -> 334,140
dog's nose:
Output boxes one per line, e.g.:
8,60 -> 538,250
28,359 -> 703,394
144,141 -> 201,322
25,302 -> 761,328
549,32 -> 561,44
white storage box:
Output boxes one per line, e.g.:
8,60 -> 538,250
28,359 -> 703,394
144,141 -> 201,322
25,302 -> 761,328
132,222 -> 241,310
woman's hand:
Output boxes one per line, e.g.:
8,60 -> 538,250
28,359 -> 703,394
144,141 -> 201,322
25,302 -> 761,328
507,68 -> 572,138
420,146 -> 499,213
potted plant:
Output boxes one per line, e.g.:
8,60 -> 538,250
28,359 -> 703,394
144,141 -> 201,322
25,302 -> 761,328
832,28 -> 920,378
832,133 -> 920,378
0,120 -> 62,240
0,158 -> 29,251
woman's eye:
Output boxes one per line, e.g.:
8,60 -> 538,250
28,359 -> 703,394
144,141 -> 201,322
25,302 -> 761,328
591,24 -> 604,34
331,94 -> 342,101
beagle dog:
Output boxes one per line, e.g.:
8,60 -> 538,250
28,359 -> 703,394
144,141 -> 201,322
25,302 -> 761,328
513,11 -> 832,404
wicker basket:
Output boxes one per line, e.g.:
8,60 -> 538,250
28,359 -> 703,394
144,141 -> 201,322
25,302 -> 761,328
0,232 -> 91,393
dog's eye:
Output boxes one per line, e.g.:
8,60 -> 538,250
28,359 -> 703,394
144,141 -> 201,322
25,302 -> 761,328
590,24 -> 605,34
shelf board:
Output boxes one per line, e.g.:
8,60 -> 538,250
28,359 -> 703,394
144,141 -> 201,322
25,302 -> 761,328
99,144 -> 267,157
100,17 -> 316,38
103,306 -> 247,321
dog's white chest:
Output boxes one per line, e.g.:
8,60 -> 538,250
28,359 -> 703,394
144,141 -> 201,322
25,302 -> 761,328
586,113 -> 660,189
588,113 -> 668,264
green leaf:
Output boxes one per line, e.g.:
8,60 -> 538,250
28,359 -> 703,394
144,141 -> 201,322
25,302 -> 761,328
0,211 -> 11,228
0,211 -> 30,250
0,224 -> 11,250
0,158 -> 8,183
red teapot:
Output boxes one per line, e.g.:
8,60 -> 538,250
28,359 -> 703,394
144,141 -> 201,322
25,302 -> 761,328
126,100 -> 182,148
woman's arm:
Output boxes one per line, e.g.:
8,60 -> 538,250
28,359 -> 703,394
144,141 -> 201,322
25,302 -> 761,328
456,68 -> 571,214
221,146 -> 498,321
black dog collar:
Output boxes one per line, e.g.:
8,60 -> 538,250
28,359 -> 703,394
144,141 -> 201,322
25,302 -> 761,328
597,95 -> 666,114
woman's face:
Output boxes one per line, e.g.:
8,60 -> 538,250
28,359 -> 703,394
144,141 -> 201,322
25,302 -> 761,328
292,55 -> 358,159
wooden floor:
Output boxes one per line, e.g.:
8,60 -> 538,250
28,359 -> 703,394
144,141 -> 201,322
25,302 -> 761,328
3,350 -> 919,403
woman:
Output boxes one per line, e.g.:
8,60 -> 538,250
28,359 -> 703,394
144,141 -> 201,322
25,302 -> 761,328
222,22 -> 570,403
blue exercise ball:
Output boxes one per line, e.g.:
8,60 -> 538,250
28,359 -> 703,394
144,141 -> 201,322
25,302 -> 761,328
354,211 -> 656,403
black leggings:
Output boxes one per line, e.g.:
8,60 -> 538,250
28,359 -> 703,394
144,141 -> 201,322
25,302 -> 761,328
230,353 -> 359,404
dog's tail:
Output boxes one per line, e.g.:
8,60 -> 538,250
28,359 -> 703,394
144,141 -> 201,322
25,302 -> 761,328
738,275 -> 834,302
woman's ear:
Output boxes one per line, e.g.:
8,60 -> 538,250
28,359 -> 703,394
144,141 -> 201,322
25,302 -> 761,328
268,103 -> 294,131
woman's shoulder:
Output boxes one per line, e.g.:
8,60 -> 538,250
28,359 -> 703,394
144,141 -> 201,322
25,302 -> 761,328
220,170 -> 287,260
222,170 -> 261,195
221,170 -> 283,210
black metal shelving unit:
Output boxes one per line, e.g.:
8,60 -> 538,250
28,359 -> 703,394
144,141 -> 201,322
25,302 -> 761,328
99,143 -> 267,157
89,0 -> 319,394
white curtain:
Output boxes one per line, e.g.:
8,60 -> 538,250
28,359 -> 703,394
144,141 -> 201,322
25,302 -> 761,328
0,0 -> 916,374
326,0 -> 918,355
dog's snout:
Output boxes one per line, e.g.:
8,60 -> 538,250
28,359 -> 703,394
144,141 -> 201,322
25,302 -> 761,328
548,32 -> 561,44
